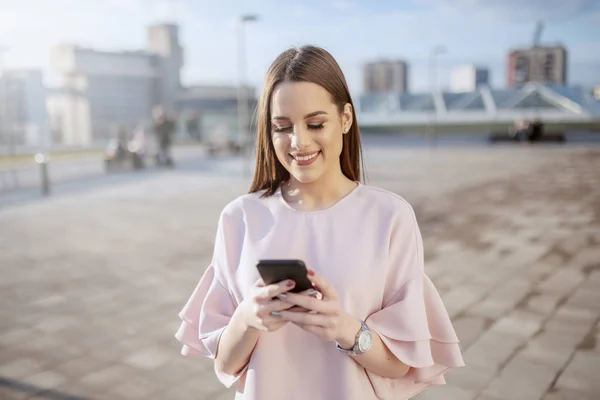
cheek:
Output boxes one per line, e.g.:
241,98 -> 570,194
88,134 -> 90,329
320,131 -> 344,158
272,135 -> 290,162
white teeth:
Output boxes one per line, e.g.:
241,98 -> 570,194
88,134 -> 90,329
294,152 -> 318,161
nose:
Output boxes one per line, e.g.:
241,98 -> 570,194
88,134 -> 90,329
291,126 -> 311,149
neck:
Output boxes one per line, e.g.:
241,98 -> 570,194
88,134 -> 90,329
283,166 -> 357,211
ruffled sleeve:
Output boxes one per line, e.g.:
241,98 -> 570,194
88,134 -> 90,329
174,205 -> 247,388
363,204 -> 465,399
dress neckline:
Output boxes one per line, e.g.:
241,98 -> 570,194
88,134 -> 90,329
276,182 -> 362,214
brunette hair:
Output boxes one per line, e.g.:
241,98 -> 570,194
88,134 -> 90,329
248,45 -> 364,197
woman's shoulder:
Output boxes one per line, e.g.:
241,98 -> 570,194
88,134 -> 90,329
357,184 -> 416,220
219,189 -> 278,219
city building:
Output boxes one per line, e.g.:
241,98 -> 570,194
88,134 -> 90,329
507,45 -> 567,87
358,83 -> 600,133
48,23 -> 183,145
176,84 -> 257,143
0,69 -> 50,148
363,60 -> 408,94
450,65 -> 490,92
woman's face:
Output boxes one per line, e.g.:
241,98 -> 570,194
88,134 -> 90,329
270,81 -> 352,185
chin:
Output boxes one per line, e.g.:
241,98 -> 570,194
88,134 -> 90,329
288,169 -> 323,184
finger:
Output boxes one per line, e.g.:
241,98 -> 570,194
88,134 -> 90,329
263,299 -> 304,313
275,288 -> 320,301
287,306 -> 310,313
253,278 -> 265,288
306,269 -> 338,301
280,292 -> 331,313
257,279 -> 295,300
300,288 -> 322,298
278,310 -> 331,327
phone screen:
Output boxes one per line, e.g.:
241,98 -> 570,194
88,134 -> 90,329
256,259 -> 314,293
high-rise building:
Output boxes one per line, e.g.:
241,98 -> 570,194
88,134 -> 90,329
363,60 -> 408,94
450,65 -> 490,92
507,45 -> 567,87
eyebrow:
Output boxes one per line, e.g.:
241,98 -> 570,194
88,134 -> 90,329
272,111 -> 328,121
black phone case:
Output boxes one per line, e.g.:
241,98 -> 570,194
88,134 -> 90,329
256,259 -> 314,293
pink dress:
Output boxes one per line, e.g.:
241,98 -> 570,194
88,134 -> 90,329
175,183 -> 465,400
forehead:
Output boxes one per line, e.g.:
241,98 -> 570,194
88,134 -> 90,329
270,81 -> 336,117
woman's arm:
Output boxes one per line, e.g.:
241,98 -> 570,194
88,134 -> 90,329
215,279 -> 302,376
215,305 -> 260,376
278,270 -> 410,379
335,314 -> 410,379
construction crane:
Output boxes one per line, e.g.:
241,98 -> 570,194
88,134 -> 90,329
533,20 -> 544,47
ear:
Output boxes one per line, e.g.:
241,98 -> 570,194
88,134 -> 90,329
342,103 -> 353,134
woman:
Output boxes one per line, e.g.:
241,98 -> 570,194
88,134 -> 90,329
175,45 -> 465,400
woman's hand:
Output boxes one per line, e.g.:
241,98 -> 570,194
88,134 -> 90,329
277,269 -> 354,344
240,279 -> 315,333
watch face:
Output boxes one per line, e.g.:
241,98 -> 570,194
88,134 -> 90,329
358,331 -> 372,352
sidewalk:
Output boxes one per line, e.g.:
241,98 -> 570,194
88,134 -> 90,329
0,145 -> 598,400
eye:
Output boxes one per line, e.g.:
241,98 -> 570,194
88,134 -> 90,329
308,123 -> 324,130
273,126 -> 292,133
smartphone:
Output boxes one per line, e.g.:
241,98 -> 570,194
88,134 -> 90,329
256,259 -> 314,293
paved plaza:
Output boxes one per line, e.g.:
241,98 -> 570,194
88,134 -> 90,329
0,139 -> 599,400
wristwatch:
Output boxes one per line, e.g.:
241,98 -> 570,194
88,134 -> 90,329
336,319 -> 373,356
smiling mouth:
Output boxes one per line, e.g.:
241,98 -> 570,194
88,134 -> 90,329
290,151 -> 321,166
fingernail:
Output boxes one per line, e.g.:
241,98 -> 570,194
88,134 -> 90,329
277,293 -> 287,300
286,280 -> 295,287
307,269 -> 315,276
270,311 -> 281,317
307,289 -> 319,296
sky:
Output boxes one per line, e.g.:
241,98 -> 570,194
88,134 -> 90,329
0,0 -> 599,96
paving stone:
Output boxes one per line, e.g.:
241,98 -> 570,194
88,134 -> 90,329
537,269 -> 585,298
0,358 -> 47,380
524,293 -> 563,316
442,284 -> 490,319
0,386 -> 26,400
554,352 -> 600,394
501,244 -> 551,270
22,370 -> 69,390
544,305 -> 598,336
413,384 -> 478,400
562,286 -> 600,313
79,364 -> 139,390
123,345 -> 173,370
555,234 -> 591,255
543,388 -> 598,400
571,248 -> 600,269
463,331 -> 524,370
519,330 -> 582,370
467,280 -> 531,320
106,375 -> 164,399
444,364 -> 497,393
53,355 -> 112,380
488,310 -> 544,339
483,356 -> 558,400
452,316 -> 489,351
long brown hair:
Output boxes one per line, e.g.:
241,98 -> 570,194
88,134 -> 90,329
248,45 -> 364,197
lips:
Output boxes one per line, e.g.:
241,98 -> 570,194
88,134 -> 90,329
290,151 -> 321,166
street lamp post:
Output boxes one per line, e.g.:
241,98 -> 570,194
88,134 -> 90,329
236,14 -> 258,179
429,45 -> 446,149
